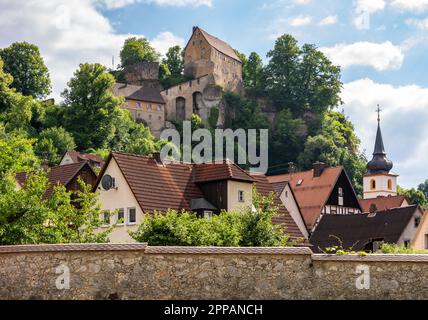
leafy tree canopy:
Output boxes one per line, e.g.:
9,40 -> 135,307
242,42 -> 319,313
0,42 -> 51,99
35,127 -> 76,166
120,37 -> 160,67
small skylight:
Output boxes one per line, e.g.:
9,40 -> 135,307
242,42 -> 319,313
368,212 -> 377,218
297,179 -> 303,186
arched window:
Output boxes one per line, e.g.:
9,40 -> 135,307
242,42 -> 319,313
176,97 -> 186,121
388,179 -> 393,190
192,92 -> 203,115
370,179 -> 376,190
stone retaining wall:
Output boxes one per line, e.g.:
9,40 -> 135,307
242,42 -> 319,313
0,244 -> 427,300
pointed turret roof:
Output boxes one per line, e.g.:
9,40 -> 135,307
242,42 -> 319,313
367,107 -> 393,175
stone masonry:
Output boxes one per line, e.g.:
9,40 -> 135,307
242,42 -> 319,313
0,244 -> 427,300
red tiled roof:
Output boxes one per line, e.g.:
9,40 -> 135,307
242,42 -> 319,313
267,167 -> 344,230
194,160 -> 254,183
251,174 -> 304,240
65,150 -> 104,166
96,153 -> 304,240
111,153 -> 204,213
360,195 -> 407,213
16,162 -> 95,198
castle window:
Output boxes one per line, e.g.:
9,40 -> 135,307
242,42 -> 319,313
157,105 -> 162,111
148,104 -> 152,111
388,179 -> 393,190
370,179 -> 376,190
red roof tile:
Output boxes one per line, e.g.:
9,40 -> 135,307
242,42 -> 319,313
194,160 -> 254,183
16,162 -> 96,198
96,153 -> 304,240
65,151 -> 104,166
360,195 -> 407,213
267,167 -> 344,230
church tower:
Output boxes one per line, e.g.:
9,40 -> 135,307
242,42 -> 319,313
363,107 -> 398,199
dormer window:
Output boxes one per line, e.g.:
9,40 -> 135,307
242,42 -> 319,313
238,190 -> 245,203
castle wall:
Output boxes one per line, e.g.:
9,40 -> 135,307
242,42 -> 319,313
122,99 -> 165,138
161,75 -> 223,125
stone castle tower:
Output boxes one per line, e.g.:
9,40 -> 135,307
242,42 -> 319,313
363,108 -> 398,199
161,26 -> 243,126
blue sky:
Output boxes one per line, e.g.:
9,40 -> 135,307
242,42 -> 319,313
1,0 -> 428,188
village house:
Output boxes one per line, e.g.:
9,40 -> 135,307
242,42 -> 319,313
111,83 -> 166,138
307,112 -> 427,251
267,162 -> 363,234
93,152 -> 304,243
60,150 -> 104,169
16,161 -> 98,199
309,205 -> 426,252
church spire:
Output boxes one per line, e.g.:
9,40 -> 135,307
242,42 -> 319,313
367,106 -> 393,174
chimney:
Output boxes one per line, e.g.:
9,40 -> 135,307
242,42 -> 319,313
313,162 -> 326,178
193,26 -> 198,34
153,152 -> 162,164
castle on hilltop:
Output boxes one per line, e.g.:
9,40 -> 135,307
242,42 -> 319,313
112,26 -> 243,137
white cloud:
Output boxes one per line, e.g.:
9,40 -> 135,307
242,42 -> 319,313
321,41 -> 405,71
0,0 -> 184,101
288,15 -> 312,27
97,0 -> 213,9
389,0 -> 428,12
355,0 -> 386,14
342,78 -> 428,188
294,0 -> 311,5
406,17 -> 428,30
318,15 -> 338,26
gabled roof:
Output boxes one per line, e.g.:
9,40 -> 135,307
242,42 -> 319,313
267,166 -> 362,229
360,195 -> 407,213
187,27 -> 242,63
95,152 -> 305,240
112,83 -> 165,104
309,205 -> 419,252
16,162 -> 96,199
61,150 -> 104,166
194,160 -> 254,183
251,174 -> 304,240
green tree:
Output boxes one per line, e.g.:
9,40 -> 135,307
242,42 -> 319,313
120,37 -> 160,67
418,179 -> 428,197
160,46 -> 192,88
297,111 -> 367,194
243,52 -> 265,97
265,35 -> 341,130
398,186 -> 428,208
62,63 -> 125,150
0,42 -> 51,98
130,189 -> 291,247
0,173 -> 112,245
35,127 -> 76,166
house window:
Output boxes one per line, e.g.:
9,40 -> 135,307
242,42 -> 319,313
128,208 -> 137,225
404,239 -> 411,248
157,105 -> 162,111
238,190 -> 245,203
117,208 -> 125,225
338,187 -> 344,206
285,191 -> 289,198
415,216 -> 421,228
102,211 -> 110,226
148,104 -> 152,111
204,211 -> 213,219
136,102 -> 142,109
388,179 -> 393,190
370,179 -> 376,190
